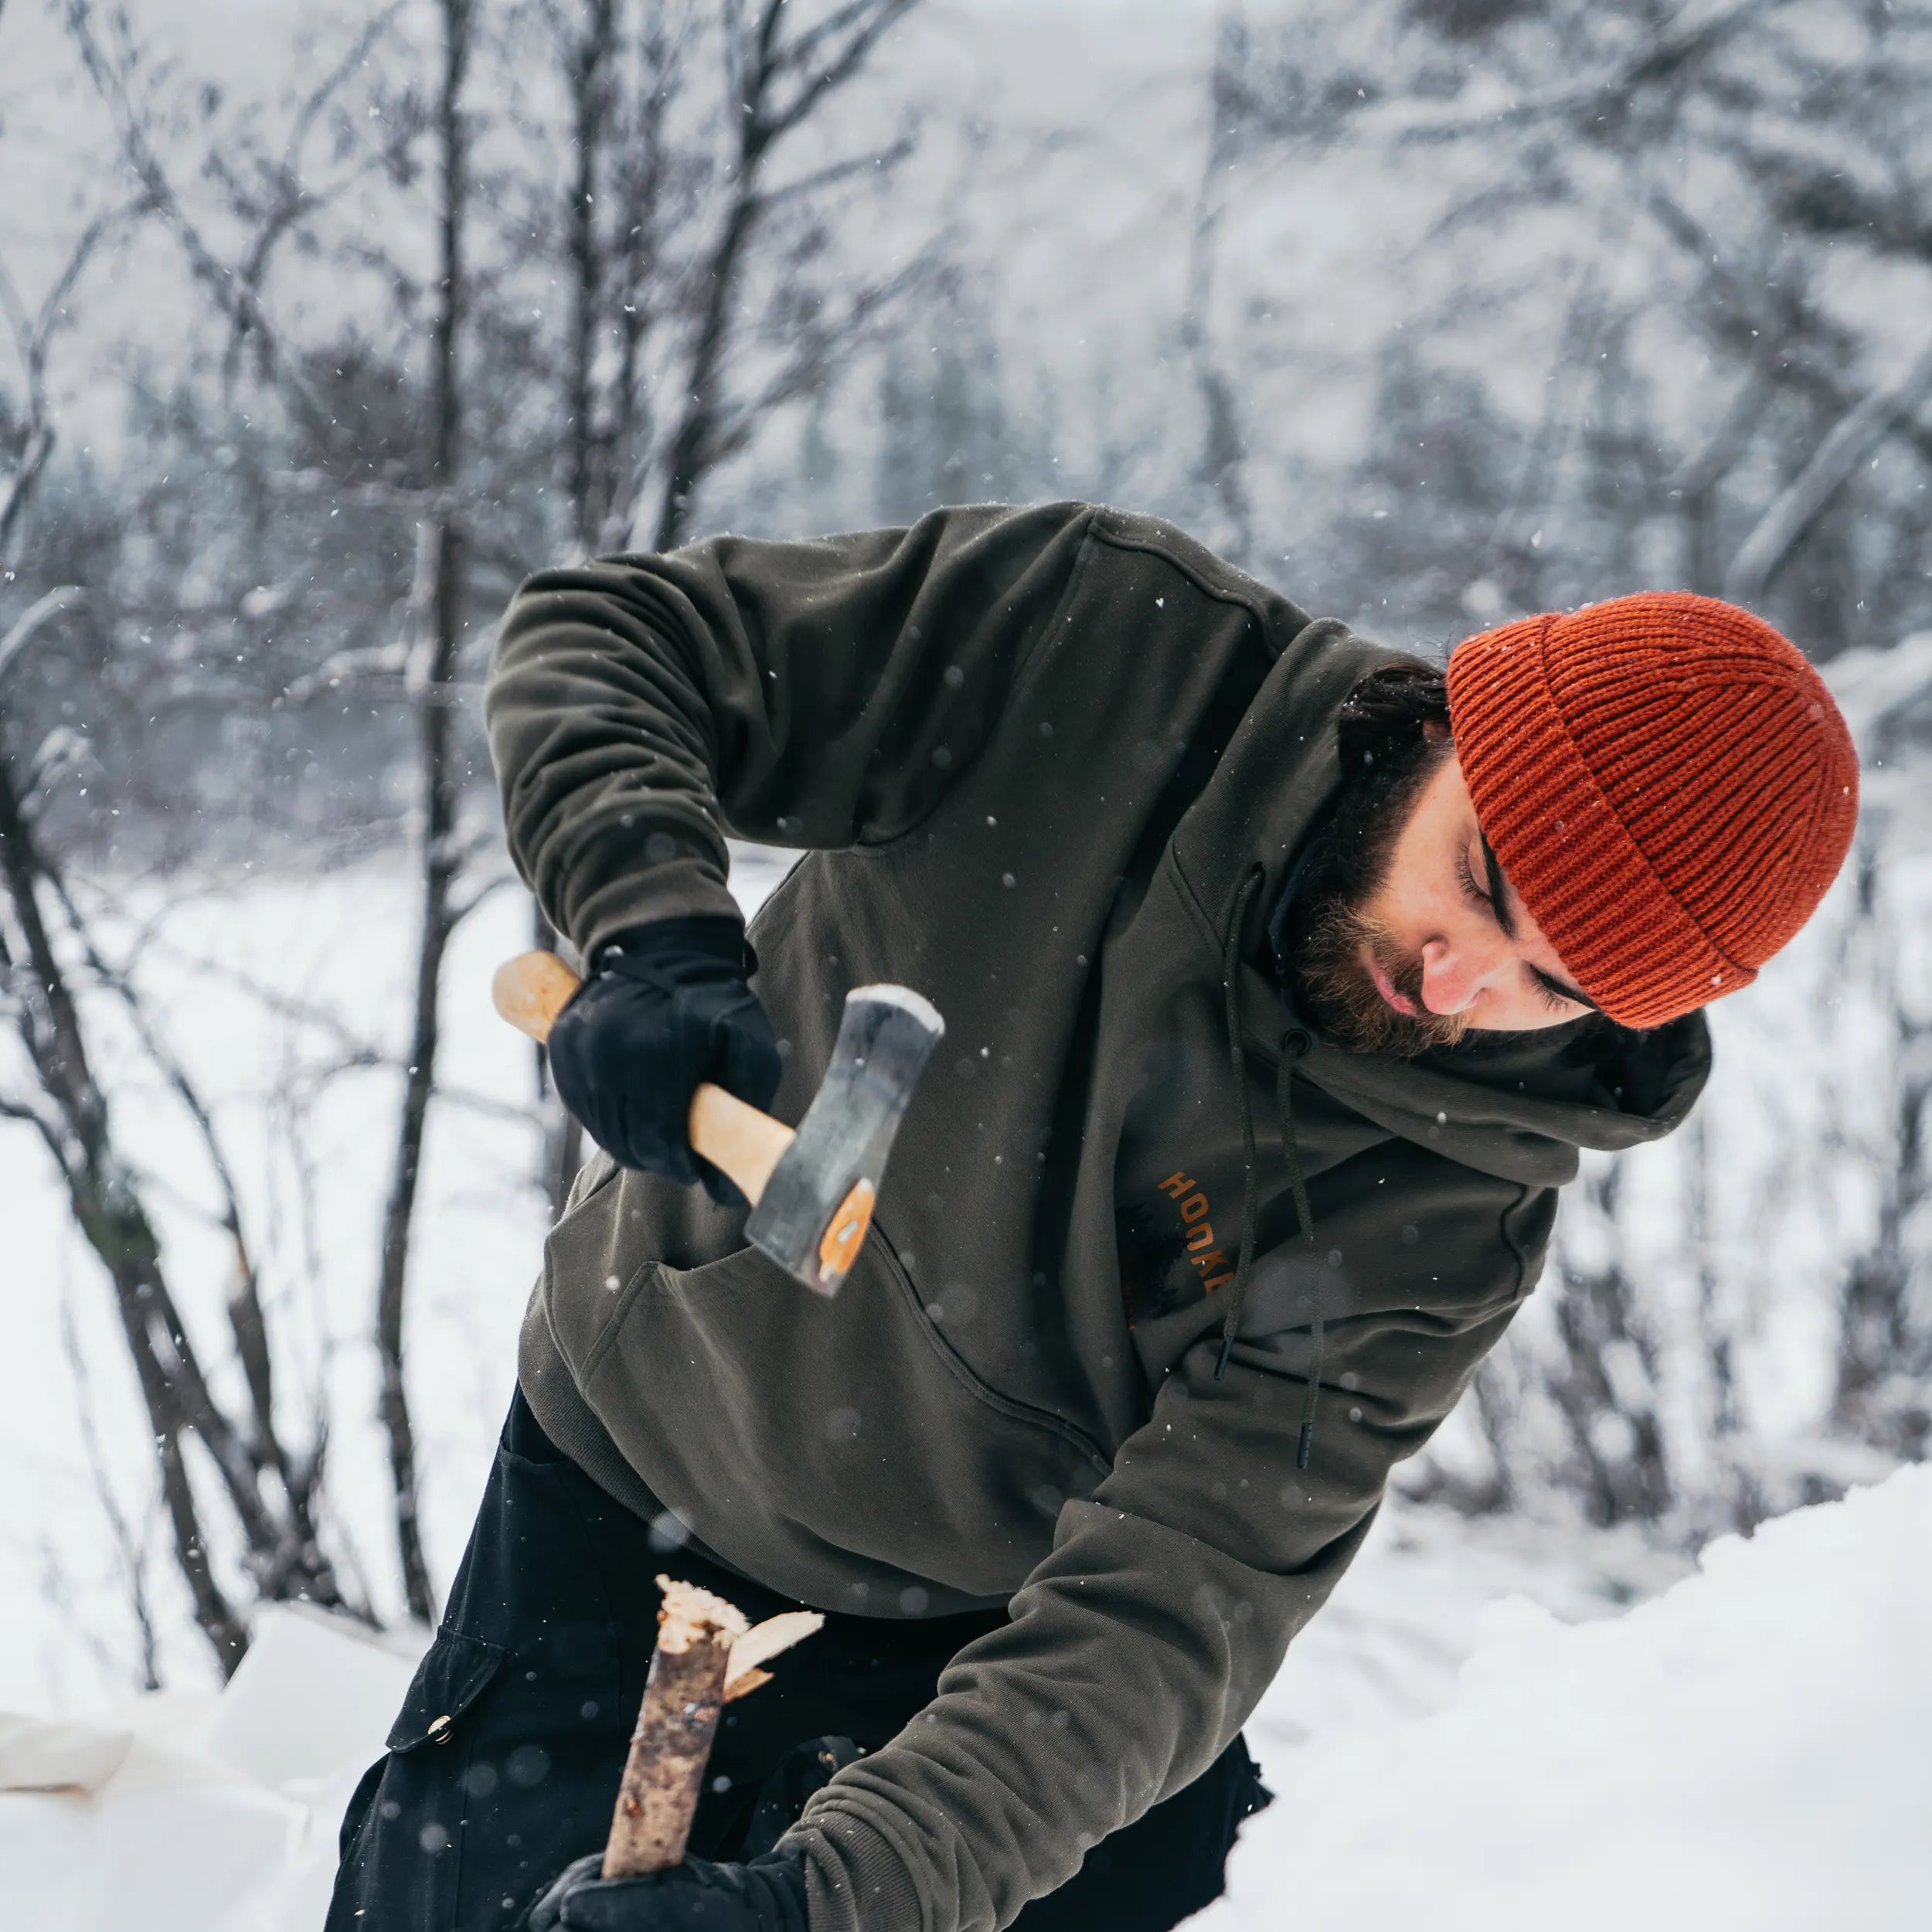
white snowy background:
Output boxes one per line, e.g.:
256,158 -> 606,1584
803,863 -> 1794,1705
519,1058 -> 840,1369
3,0 -> 1930,1924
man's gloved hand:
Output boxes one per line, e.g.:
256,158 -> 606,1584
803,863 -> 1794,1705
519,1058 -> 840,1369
526,1849 -> 808,1932
546,915 -> 782,1206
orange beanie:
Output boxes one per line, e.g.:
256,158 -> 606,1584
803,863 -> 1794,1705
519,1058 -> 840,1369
1445,592 -> 1859,1030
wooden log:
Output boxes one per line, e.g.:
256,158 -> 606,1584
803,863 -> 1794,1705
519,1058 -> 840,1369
601,1581 -> 828,1880
603,1578 -> 750,1879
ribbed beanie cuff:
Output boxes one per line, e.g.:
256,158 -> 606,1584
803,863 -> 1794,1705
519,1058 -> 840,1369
1445,594 -> 1858,1030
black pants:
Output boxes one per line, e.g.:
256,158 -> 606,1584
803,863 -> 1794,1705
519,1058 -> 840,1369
327,1391 -> 1269,1931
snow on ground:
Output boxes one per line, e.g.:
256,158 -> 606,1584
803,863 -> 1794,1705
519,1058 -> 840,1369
1208,1464 -> 1932,1932
0,1604 -> 426,1932
3,1468 -> 1922,1930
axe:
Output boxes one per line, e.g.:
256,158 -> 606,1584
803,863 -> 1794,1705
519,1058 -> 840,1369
492,951 -> 944,1294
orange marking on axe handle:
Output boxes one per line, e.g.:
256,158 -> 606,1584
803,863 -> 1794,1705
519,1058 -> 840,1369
817,1178 -> 876,1286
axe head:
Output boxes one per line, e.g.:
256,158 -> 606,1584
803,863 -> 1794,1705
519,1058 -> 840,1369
747,985 -> 944,1294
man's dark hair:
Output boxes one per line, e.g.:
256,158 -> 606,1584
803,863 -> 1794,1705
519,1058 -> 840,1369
1298,656 -> 1455,919
1274,656 -> 1454,1037
1334,657 -> 1451,774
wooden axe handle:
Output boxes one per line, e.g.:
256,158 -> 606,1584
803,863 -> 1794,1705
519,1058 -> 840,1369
492,951 -> 794,1206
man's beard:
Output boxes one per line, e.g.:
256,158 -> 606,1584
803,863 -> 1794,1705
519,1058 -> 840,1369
1278,726 -> 1472,1059
1291,893 -> 1474,1058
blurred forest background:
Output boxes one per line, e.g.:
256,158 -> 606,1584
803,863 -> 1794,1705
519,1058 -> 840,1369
3,0 -> 1930,1698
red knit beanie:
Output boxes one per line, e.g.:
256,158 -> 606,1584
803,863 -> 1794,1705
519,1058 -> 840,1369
1444,592 -> 1859,1029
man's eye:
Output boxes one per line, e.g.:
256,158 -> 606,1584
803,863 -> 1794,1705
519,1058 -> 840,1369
1456,849 -> 1492,914
1532,975 -> 1575,1015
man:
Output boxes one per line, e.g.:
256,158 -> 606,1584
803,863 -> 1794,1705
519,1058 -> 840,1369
327,502 -> 1856,1932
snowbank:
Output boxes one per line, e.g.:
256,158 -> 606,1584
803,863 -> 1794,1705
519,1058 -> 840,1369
1202,1463 -> 1932,1932
0,1604 -> 423,1932
6,1471 -> 1928,1928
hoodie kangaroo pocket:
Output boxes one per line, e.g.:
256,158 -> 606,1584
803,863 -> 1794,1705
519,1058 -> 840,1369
577,1222 -> 1111,1609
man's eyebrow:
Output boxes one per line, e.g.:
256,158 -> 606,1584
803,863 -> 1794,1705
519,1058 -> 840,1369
1479,830 -> 1600,1012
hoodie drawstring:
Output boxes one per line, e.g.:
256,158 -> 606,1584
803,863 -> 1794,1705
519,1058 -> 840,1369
1276,1034 -> 1323,1469
1215,869 -> 1264,1386
1216,868 -> 1327,1472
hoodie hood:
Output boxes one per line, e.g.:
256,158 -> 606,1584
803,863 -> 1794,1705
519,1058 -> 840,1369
1277,995 -> 1710,1186
1165,603 -> 1712,1193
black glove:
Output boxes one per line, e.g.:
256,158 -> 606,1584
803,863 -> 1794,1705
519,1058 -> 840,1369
526,1849 -> 808,1932
546,915 -> 782,1206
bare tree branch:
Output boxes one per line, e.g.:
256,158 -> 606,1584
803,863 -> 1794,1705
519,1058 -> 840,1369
62,0 -> 331,436
752,131 -> 915,216
214,5 -> 407,396
0,1086 -> 65,1143
1318,0 -> 1800,150
763,0 -> 917,140
276,641 -> 413,708
1724,334 -> 1932,605
0,204 -> 134,554
43,869 -> 290,1481
0,680 -> 357,1668
0,424 -> 52,560
373,0 -> 474,1627
60,1293 -> 162,1690
642,0 -> 927,549
0,588 -> 87,690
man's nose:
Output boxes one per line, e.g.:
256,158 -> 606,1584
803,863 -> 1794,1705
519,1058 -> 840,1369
1418,934 -> 1509,1015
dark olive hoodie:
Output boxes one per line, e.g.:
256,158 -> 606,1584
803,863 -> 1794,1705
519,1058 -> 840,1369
484,502 -> 1710,1932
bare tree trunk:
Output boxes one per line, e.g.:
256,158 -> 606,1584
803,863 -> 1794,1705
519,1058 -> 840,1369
1667,368 -> 1770,596
1831,988 -> 1932,1460
532,0 -> 621,1215
1178,4 -> 1253,566
599,2 -> 680,551
0,423 -> 52,557
648,80 -> 772,550
376,522 -> 464,1623
374,0 -> 472,1628
565,0 -> 618,553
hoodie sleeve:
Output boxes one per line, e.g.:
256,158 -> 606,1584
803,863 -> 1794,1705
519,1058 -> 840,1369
780,1236 -> 1533,1932
484,502 -> 1097,965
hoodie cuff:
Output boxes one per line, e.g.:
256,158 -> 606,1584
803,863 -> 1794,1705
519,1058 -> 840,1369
555,821 -> 741,968
782,1806 -> 927,1932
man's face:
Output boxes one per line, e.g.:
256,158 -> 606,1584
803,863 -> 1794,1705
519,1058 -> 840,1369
1294,734 -> 1597,1054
